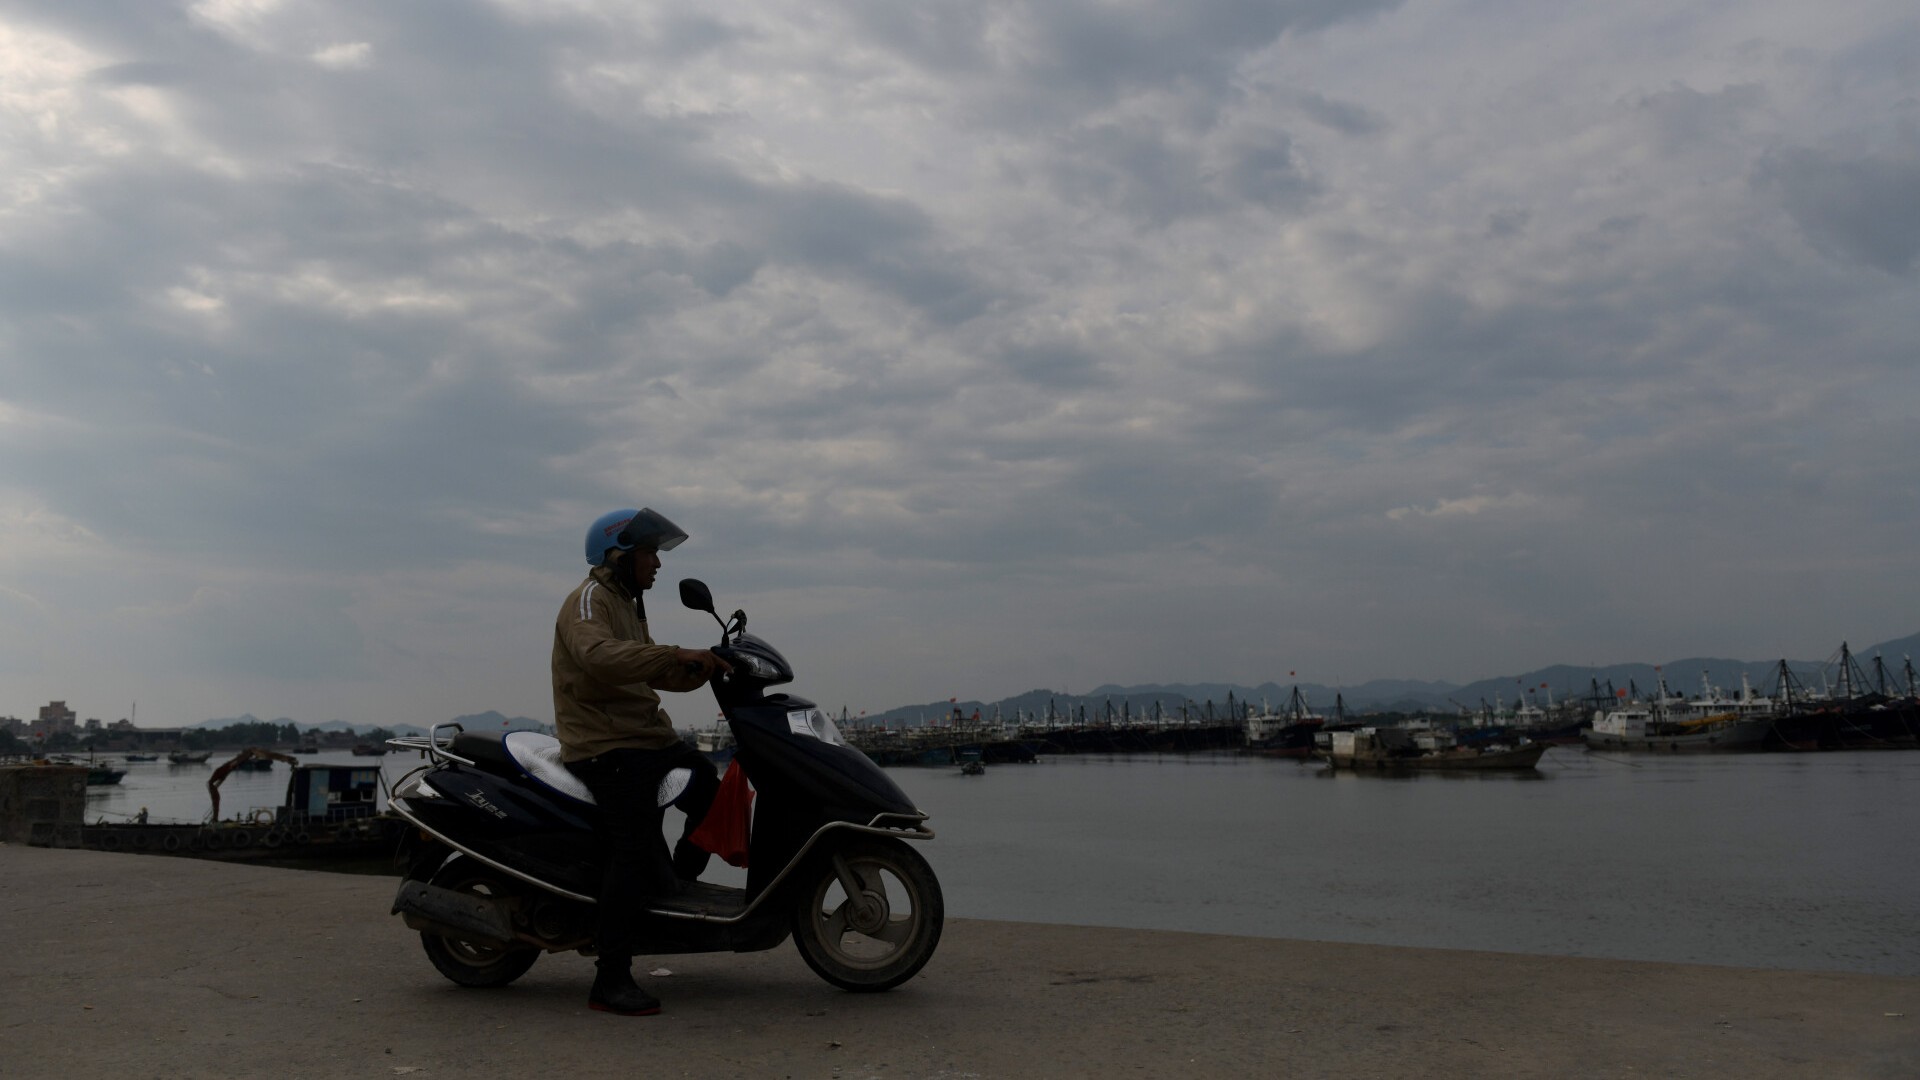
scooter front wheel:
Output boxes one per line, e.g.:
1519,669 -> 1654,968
791,834 -> 944,992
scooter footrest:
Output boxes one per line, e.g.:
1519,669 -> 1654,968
646,881 -> 748,918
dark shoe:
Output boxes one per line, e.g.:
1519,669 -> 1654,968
588,968 -> 662,1016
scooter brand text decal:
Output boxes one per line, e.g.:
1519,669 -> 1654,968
464,789 -> 508,819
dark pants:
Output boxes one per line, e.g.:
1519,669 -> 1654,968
567,745 -> 720,967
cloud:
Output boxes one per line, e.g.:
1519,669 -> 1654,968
310,41 -> 371,70
1387,493 -> 1538,521
1758,143 -> 1920,275
161,583 -> 370,682
2,0 -> 1918,725
1296,90 -> 1387,136
87,60 -> 193,87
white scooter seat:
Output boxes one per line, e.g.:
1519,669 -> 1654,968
503,730 -> 692,809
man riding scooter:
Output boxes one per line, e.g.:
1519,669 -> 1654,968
554,507 -> 731,1016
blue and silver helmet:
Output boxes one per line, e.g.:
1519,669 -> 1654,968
584,507 -> 688,566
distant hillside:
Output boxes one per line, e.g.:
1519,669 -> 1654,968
446,710 -> 547,733
157,633 -> 1917,734
184,713 -> 295,730
178,710 -> 544,736
856,632 -> 1917,726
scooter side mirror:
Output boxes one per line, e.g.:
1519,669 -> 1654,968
679,579 -> 715,614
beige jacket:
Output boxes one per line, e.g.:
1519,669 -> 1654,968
551,564 -> 706,762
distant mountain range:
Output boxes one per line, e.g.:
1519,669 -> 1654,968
855,630 -> 1920,726
181,710 -> 543,737
151,631 -> 1920,733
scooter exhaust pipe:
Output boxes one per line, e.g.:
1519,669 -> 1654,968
391,880 -> 516,948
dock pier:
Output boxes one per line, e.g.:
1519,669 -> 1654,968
2,844 -> 1913,1078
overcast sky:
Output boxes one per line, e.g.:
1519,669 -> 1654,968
3,0 -> 1917,728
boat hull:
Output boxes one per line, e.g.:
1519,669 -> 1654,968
1318,742 -> 1548,771
1245,720 -> 1324,759
1763,705 -> 1920,751
78,815 -> 406,868
1582,717 -> 1769,753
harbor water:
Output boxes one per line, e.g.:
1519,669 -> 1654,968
78,745 -> 1920,977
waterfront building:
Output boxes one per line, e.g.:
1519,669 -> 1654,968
38,701 -> 78,734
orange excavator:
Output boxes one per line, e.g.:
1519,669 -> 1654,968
206,748 -> 299,823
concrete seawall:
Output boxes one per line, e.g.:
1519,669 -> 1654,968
2,844 -> 1913,1079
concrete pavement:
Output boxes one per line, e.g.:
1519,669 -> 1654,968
1,844 -> 1913,1079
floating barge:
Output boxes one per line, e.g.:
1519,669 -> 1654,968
79,757 -> 406,868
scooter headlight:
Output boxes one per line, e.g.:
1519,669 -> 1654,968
787,708 -> 848,746
734,651 -> 783,680
721,632 -> 793,686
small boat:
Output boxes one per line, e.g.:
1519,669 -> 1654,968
350,743 -> 389,757
958,748 -> 985,775
1314,727 -> 1547,771
86,764 -> 128,786
167,749 -> 212,764
124,753 -> 160,762
29,756 -> 128,785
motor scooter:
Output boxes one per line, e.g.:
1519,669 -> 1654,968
385,578 -> 943,992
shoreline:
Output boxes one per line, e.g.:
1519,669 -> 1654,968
2,844 -> 1914,1078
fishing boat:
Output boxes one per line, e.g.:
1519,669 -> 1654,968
166,749 -> 212,764
1583,706 -> 1769,752
1244,687 -> 1326,759
1314,727 -> 1547,771
1583,669 -> 1771,753
1763,650 -> 1920,751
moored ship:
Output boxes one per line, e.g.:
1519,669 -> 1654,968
1244,686 -> 1326,759
1762,649 -> 1920,751
1582,707 -> 1769,752
1583,670 -> 1771,753
1314,726 -> 1547,771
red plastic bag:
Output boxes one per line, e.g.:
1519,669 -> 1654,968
688,759 -> 753,867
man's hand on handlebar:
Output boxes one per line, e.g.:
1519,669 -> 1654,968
673,647 -> 733,681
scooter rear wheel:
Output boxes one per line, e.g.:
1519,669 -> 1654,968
791,834 -> 943,992
419,859 -> 540,988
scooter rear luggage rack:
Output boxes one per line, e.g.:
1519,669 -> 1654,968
386,723 -> 476,766
865,811 -> 935,837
